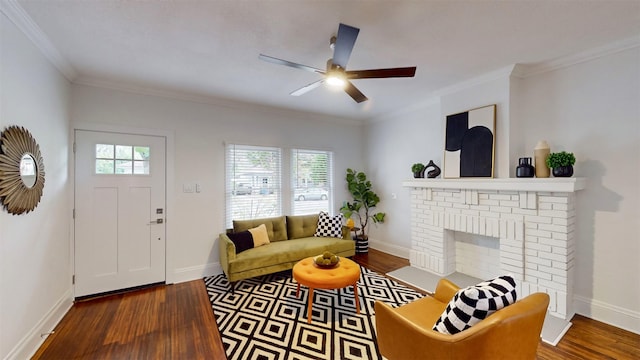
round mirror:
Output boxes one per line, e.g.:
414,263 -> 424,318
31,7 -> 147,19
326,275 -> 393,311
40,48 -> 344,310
0,126 -> 45,215
20,153 -> 37,188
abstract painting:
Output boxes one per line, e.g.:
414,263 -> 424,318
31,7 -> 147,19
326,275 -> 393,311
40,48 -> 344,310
443,104 -> 496,178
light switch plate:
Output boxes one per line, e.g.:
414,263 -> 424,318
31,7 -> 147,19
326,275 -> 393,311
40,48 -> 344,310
183,183 -> 195,193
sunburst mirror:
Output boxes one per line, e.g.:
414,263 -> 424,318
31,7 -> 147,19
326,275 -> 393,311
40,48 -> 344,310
0,126 -> 45,215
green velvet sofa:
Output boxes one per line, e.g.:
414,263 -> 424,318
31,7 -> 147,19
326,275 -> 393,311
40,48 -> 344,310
219,214 -> 355,288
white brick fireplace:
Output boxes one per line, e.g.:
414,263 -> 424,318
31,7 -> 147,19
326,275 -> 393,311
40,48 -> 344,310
402,178 -> 585,320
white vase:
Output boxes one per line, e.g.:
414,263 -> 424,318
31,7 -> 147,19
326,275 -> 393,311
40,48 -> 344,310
534,140 -> 551,178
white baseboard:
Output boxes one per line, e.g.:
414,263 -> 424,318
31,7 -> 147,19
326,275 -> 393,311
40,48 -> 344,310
6,289 -> 73,360
169,262 -> 221,284
574,294 -> 640,335
368,240 -> 410,259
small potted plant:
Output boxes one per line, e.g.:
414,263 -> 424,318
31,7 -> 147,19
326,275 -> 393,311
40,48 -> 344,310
411,163 -> 426,178
546,151 -> 576,177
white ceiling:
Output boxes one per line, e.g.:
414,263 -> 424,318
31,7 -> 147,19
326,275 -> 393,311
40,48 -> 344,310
14,0 -> 640,121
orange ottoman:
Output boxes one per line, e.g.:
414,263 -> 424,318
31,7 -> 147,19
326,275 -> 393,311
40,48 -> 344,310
293,256 -> 361,323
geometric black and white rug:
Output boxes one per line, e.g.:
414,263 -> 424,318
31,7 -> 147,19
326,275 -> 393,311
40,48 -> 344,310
204,266 -> 425,360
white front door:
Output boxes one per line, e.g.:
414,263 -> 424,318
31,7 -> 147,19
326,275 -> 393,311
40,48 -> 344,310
74,130 -> 166,297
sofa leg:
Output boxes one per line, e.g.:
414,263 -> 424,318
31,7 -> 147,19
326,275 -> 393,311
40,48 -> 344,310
229,281 -> 235,294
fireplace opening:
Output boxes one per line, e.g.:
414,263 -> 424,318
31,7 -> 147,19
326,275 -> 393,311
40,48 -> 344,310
448,230 -> 500,280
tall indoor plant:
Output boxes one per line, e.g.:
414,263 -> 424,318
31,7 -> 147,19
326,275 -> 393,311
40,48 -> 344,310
340,168 -> 385,243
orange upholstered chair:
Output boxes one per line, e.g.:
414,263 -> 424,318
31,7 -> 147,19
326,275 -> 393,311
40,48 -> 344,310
375,278 -> 550,360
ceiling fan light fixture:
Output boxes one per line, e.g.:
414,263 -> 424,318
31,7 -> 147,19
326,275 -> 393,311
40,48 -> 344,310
326,74 -> 346,88
326,67 -> 346,88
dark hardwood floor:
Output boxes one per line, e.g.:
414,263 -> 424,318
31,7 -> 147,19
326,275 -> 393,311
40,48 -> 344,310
33,249 -> 640,359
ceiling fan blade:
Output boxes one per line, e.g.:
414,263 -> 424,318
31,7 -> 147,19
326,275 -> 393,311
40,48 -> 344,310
259,54 -> 324,74
346,67 -> 417,79
332,23 -> 359,69
290,79 -> 325,96
344,81 -> 368,103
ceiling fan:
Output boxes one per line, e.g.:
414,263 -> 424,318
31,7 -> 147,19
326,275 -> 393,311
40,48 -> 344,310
259,23 -> 417,103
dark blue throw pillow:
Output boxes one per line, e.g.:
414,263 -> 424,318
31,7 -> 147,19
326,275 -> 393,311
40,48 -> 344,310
228,230 -> 254,254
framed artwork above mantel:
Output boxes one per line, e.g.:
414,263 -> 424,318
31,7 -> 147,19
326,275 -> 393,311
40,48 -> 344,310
443,104 -> 496,178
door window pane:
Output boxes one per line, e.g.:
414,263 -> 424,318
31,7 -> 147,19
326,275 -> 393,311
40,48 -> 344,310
115,160 -> 133,174
134,146 -> 150,160
96,159 -> 114,174
115,145 -> 133,160
96,144 -> 114,158
95,144 -> 150,175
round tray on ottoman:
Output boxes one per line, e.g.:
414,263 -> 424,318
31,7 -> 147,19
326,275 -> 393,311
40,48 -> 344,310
313,256 -> 340,269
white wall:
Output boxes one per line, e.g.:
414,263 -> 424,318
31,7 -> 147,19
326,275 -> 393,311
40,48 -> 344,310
365,69 -> 513,253
516,46 -> 640,332
440,71 -> 513,179
365,100 -> 441,257
70,84 -> 365,283
0,13 -> 72,359
366,46 -> 640,333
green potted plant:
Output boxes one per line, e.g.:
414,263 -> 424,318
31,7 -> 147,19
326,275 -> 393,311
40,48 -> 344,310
411,163 -> 426,178
546,151 -> 576,177
340,168 -> 385,253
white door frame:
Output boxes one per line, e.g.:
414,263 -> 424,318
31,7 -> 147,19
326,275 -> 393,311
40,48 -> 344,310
70,122 -> 176,297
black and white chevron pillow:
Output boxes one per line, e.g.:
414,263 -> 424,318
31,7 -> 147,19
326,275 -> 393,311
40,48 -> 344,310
433,275 -> 517,335
314,212 -> 344,238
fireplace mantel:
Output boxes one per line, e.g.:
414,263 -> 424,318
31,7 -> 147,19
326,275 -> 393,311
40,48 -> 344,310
403,177 -> 586,193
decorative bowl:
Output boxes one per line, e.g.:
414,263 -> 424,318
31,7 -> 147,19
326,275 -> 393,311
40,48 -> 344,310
313,256 -> 340,269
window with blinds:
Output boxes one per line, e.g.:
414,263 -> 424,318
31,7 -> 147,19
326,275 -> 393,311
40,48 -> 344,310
225,144 -> 281,227
291,149 -> 333,215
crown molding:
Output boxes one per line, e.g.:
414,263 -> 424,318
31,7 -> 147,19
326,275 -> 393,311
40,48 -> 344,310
370,35 -> 639,122
514,35 -> 640,78
1,0 -> 77,81
371,64 -> 515,122
435,64 -> 517,98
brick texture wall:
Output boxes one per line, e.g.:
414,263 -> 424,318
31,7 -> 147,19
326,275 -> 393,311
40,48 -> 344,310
409,187 -> 576,319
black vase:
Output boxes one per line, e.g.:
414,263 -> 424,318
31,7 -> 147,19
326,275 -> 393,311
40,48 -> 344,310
552,165 -> 574,177
516,157 -> 535,178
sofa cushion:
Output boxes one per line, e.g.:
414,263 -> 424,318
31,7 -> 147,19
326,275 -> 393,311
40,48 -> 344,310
314,212 -> 344,238
432,275 -> 517,335
233,216 -> 288,242
228,237 -> 354,274
227,230 -> 254,254
287,214 -> 319,239
248,224 -> 270,247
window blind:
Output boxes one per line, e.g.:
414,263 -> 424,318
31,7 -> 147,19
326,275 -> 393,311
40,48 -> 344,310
225,144 -> 282,228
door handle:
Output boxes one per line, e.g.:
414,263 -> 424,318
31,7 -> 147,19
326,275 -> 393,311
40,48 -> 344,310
148,218 -> 164,225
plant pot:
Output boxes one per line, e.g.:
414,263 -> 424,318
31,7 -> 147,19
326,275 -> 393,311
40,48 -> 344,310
413,169 -> 425,178
552,165 -> 574,177
354,236 -> 369,254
